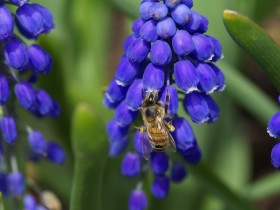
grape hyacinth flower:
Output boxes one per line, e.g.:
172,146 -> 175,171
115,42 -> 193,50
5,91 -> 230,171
0,0 -> 65,207
103,0 -> 225,209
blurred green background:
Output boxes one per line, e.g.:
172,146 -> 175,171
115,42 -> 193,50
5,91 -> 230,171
16,0 -> 280,209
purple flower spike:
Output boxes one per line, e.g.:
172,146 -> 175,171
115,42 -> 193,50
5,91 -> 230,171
203,94 -> 219,123
207,35 -> 223,61
126,79 -> 144,110
1,117 -> 17,144
174,60 -> 199,93
149,2 -> 168,20
15,4 -> 44,39
46,141 -> 65,164
208,63 -> 226,92
140,20 -> 158,42
106,78 -> 128,103
198,15 -> 209,33
151,153 -> 169,175
181,0 -> 193,8
191,34 -> 214,61
109,135 -> 129,157
157,17 -> 177,39
271,142 -> 280,169
172,30 -> 194,56
106,119 -> 129,142
4,37 -> 29,71
7,172 -> 25,196
127,38 -> 150,63
28,44 -> 52,74
121,152 -> 141,177
35,89 -> 54,115
0,173 -> 8,196
28,130 -> 47,155
171,4 -> 192,25
171,117 -> 195,151
123,34 -> 137,52
268,111 -> 280,138
140,2 -> 153,20
159,85 -> 178,117
0,75 -> 10,105
32,4 -> 54,34
196,62 -> 218,94
151,175 -> 170,199
115,101 -> 138,126
129,189 -> 148,210
103,95 -> 120,109
132,18 -> 144,38
184,92 -> 210,124
24,194 -> 36,210
143,63 -> 165,91
180,139 -> 201,164
164,0 -> 181,8
183,10 -> 201,33
116,55 -> 141,85
0,4 -> 14,40
133,131 -> 144,156
150,40 -> 172,66
171,162 -> 187,183
14,82 -> 35,109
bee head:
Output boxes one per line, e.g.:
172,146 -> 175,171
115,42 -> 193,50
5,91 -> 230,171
145,107 -> 157,121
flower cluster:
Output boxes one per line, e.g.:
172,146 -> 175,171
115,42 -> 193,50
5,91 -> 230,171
0,0 -> 65,208
267,96 -> 280,169
103,0 -> 225,209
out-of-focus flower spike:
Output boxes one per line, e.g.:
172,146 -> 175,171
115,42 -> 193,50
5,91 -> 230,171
126,79 -> 143,110
1,117 -> 17,144
4,37 -> 29,71
202,94 -> 219,123
9,0 -> 29,6
196,62 -> 218,94
127,38 -> 150,63
123,34 -> 137,52
28,130 -> 47,155
149,2 -> 168,20
0,4 -> 14,41
268,112 -> 280,138
140,1 -> 153,21
191,34 -> 214,61
208,63 -> 225,92
106,78 -> 128,103
35,89 -> 53,115
174,60 -> 199,93
164,0 -> 181,8
171,162 -> 187,183
48,100 -> 61,118
151,153 -> 169,175
132,18 -> 144,38
7,172 -> 25,196
180,139 -> 201,164
32,4 -> 54,34
24,194 -> 36,210
115,101 -> 138,126
106,119 -> 129,142
15,4 -> 44,39
150,40 -> 172,66
0,173 -> 8,197
172,30 -> 194,56
14,82 -> 35,109
181,0 -> 193,8
140,20 -> 158,42
0,75 -> 10,105
171,117 -> 195,151
129,189 -> 148,210
184,92 -> 210,124
143,63 -> 165,91
183,11 -> 201,33
46,141 -> 65,164
271,142 -> 280,169
121,152 -> 141,177
28,44 -> 52,74
151,175 -> 170,199
159,85 -> 178,117
109,135 -> 129,157
171,4 -> 192,25
116,55 -> 141,86
157,17 -> 177,39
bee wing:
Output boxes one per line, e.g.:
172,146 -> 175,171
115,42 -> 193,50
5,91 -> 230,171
142,131 -> 151,160
156,116 -> 177,153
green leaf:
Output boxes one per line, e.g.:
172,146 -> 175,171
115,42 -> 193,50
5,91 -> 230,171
70,103 -> 108,210
223,10 -> 280,92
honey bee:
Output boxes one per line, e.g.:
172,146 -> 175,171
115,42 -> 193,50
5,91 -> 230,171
137,90 -> 176,160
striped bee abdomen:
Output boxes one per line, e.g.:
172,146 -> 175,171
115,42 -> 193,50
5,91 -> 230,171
148,127 -> 168,152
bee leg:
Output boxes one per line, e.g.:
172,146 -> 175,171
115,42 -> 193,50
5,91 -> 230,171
135,126 -> 146,133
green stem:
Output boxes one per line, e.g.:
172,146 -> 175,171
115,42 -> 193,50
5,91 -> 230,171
223,10 -> 280,92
